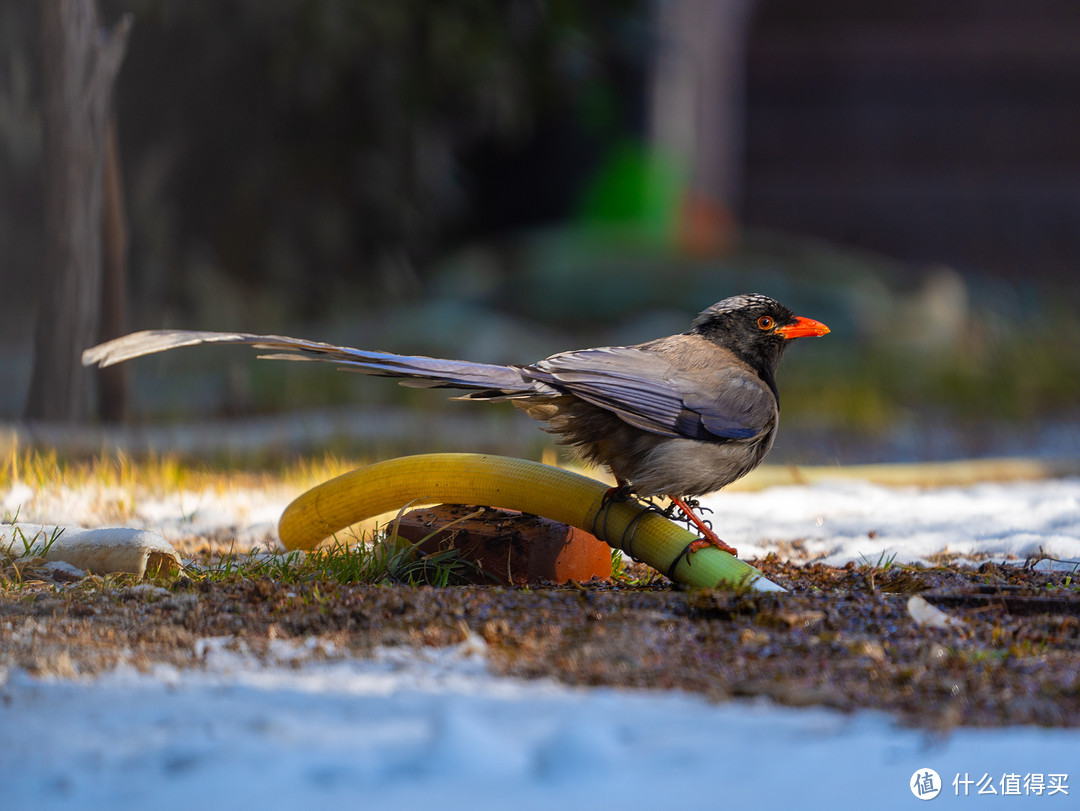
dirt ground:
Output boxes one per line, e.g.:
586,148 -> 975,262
2,555 -> 1077,731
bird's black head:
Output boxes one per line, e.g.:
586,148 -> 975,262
689,293 -> 829,389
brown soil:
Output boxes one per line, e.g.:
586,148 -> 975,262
2,557 -> 1078,730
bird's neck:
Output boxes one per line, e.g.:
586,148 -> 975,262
687,326 -> 784,406
725,340 -> 783,406
732,344 -> 782,406
758,366 -> 780,408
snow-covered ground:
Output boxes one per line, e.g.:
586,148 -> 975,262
5,471 -> 1080,567
3,638 -> 1077,810
701,477 -> 1080,567
2,474 -> 1079,809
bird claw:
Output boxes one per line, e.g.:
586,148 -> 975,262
595,481 -> 654,549
602,482 -> 634,504
685,536 -> 739,558
663,495 -> 714,526
602,486 -> 739,567
666,532 -> 739,578
666,495 -> 738,560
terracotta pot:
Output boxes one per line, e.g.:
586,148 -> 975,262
394,504 -> 612,585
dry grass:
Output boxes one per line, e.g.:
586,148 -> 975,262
0,440 -> 371,495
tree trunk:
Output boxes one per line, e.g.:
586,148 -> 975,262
97,114 -> 130,422
649,0 -> 755,254
25,1 -> 131,422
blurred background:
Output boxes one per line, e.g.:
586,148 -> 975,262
2,0 -> 1079,464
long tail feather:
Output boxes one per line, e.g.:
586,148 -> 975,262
82,330 -> 532,395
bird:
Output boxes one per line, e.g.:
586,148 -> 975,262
83,293 -> 829,558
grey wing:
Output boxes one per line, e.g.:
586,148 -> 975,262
525,346 -> 775,441
82,330 -> 531,394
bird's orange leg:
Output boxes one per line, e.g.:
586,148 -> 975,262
603,478 -> 634,502
668,495 -> 739,557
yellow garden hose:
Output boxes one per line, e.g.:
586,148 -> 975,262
279,453 -> 784,592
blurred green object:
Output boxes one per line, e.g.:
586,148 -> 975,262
576,139 -> 687,245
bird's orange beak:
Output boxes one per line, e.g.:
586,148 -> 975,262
776,316 -> 830,339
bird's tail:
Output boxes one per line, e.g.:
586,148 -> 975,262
82,330 -> 533,398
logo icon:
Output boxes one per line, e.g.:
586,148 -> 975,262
911,768 -> 942,800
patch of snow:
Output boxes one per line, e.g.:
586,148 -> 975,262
1,641 -> 1076,810
700,477 -> 1080,566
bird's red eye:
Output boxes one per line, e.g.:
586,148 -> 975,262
757,316 -> 775,331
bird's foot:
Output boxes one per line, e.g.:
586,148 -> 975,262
594,480 -> 643,544
665,527 -> 739,579
668,495 -> 738,558
602,481 -> 635,504
661,495 -> 713,521
597,482 -> 679,561
684,534 -> 739,558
